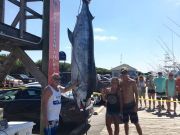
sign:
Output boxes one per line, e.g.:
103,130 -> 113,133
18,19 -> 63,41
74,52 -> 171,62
48,0 -> 60,83
59,51 -> 66,61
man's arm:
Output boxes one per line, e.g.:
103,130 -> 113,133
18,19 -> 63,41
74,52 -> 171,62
42,87 -> 52,127
133,81 -> 138,112
101,88 -> 107,101
118,88 -> 123,113
59,81 -> 79,93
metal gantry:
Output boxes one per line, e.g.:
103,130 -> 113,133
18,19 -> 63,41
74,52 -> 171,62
0,0 -> 49,87
0,0 -> 59,134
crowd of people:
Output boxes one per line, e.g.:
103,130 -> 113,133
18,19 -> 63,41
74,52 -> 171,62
101,68 -> 180,135
136,71 -> 180,115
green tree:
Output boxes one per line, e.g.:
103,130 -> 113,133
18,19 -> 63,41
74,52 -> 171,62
36,60 -> 42,69
0,54 -> 8,64
1,54 -> 111,75
60,62 -> 71,72
10,60 -> 26,74
96,67 -> 111,75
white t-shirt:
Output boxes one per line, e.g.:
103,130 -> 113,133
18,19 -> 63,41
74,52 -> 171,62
47,85 -> 61,121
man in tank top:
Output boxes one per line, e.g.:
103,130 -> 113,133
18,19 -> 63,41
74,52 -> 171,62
42,73 -> 78,135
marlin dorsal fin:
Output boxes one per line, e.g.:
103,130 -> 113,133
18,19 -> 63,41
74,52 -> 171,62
67,28 -> 73,45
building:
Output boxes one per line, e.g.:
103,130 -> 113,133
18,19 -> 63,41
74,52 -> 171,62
111,64 -> 138,79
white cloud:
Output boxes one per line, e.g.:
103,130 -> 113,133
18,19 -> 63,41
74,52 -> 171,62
94,28 -> 105,33
167,0 -> 180,6
175,1 -> 180,6
94,35 -> 118,41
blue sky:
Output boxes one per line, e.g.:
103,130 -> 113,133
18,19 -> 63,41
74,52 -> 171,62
2,0 -> 180,72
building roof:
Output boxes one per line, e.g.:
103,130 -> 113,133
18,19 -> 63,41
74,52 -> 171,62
111,64 -> 137,71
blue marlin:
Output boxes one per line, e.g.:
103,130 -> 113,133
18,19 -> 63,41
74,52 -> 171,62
68,0 -> 96,107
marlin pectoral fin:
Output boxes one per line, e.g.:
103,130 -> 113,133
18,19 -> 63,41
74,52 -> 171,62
90,13 -> 94,20
67,28 -> 73,45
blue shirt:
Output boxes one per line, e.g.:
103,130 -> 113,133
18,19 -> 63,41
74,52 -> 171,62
154,77 -> 166,93
166,79 -> 176,97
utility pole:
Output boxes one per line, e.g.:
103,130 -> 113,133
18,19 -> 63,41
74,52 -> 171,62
120,53 -> 122,65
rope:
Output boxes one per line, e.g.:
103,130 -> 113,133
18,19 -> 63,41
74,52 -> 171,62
80,100 -> 88,135
78,0 -> 82,14
93,93 -> 180,103
139,97 -> 180,103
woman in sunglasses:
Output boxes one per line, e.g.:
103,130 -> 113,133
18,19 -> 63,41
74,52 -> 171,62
101,77 -> 123,135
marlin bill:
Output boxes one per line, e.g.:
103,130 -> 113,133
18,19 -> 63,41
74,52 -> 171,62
68,0 -> 96,107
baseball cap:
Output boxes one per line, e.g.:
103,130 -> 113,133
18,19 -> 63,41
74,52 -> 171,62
158,72 -> 162,75
121,67 -> 128,74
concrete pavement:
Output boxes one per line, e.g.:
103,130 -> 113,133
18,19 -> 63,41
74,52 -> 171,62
98,104 -> 180,135
33,103 -> 180,135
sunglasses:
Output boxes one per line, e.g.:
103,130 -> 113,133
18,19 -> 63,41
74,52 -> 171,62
53,77 -> 60,81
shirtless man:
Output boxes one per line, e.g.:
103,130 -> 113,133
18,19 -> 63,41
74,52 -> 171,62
120,68 -> 142,135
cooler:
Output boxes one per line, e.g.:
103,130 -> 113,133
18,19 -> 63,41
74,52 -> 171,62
0,121 -> 35,135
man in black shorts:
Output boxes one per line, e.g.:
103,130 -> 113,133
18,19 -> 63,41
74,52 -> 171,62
154,72 -> 166,112
146,74 -> 156,110
120,68 -> 142,135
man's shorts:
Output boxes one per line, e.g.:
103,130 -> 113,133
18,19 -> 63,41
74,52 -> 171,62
123,102 -> 139,124
156,92 -> 167,100
148,89 -> 155,94
44,120 -> 59,135
123,112 -> 138,124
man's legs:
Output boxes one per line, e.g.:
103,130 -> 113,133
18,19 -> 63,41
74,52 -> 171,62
125,122 -> 143,135
162,100 -> 166,110
134,123 -> 143,135
44,126 -> 58,135
157,98 -> 161,112
130,112 -> 142,135
139,95 -> 142,108
124,123 -> 129,135
152,93 -> 156,109
162,93 -> 167,110
166,97 -> 170,113
142,95 -> 146,108
114,123 -> 119,135
123,111 -> 129,135
156,93 -> 161,112
173,97 -> 176,114
148,95 -> 151,109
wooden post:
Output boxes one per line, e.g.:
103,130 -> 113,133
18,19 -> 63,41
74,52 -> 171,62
42,0 -> 50,77
41,0 -> 60,134
13,47 -> 47,87
0,0 -> 5,23
41,0 -> 51,134
19,0 -> 27,37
